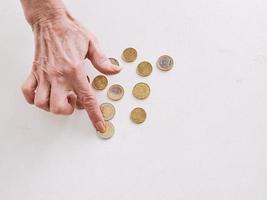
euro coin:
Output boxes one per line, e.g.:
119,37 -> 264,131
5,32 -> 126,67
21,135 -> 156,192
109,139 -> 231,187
157,55 -> 174,71
109,57 -> 120,66
96,121 -> 115,139
100,103 -> 116,121
130,107 -> 147,124
132,82 -> 150,100
137,61 -> 152,77
122,47 -> 137,62
92,75 -> 108,90
107,84 -> 124,101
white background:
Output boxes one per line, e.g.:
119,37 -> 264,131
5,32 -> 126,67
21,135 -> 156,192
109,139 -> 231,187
0,0 -> 267,199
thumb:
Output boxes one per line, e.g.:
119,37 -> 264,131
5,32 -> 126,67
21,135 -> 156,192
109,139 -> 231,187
86,38 -> 121,75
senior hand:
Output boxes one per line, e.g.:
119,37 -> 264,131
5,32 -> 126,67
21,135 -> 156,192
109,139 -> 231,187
21,8 -> 121,133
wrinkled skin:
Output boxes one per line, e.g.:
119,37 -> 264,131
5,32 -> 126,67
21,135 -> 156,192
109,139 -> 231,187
21,8 -> 121,132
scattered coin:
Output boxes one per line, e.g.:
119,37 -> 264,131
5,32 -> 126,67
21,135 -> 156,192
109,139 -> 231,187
137,61 -> 153,77
107,84 -> 124,101
122,47 -> 137,62
92,75 -> 108,90
157,55 -> 174,71
132,82 -> 150,100
100,103 -> 116,121
96,121 -> 115,139
76,101 -> 84,110
87,75 -> 90,83
130,107 -> 147,124
109,58 -> 120,66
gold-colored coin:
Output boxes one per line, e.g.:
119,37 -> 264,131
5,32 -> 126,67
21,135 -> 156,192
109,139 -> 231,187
132,82 -> 150,100
109,58 -> 120,66
137,61 -> 153,77
92,75 -> 108,90
122,48 -> 137,62
107,84 -> 124,101
100,103 -> 116,121
96,121 -> 115,139
156,55 -> 174,71
130,107 -> 147,124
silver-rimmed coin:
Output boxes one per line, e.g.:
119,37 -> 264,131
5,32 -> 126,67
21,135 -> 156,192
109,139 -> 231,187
107,84 -> 124,101
100,103 -> 116,121
96,121 -> 115,139
132,82 -> 150,100
157,55 -> 174,71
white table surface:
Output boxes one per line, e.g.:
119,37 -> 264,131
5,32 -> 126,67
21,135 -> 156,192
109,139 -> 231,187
0,0 -> 267,199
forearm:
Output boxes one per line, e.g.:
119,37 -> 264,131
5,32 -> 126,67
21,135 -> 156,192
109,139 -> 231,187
20,0 -> 67,26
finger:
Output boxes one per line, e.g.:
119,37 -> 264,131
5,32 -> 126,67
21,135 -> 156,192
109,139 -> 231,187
21,73 -> 37,104
71,67 -> 106,132
86,39 -> 122,75
50,80 -> 77,115
34,77 -> 51,111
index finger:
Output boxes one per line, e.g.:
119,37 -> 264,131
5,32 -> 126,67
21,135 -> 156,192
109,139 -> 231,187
71,69 -> 106,133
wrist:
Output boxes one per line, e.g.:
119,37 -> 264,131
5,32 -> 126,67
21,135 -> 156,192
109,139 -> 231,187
21,0 -> 67,26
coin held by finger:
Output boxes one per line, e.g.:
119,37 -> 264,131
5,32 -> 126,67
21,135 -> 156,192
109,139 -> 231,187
96,121 -> 115,139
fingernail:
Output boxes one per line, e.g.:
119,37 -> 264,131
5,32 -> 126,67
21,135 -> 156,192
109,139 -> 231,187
113,65 -> 122,71
96,121 -> 106,133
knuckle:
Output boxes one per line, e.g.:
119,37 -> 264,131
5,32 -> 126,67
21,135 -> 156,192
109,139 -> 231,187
21,84 -> 31,95
66,108 -> 75,115
80,93 -> 96,108
50,105 -> 66,115
89,110 -> 102,122
34,99 -> 48,108
63,63 -> 83,77
96,56 -> 108,66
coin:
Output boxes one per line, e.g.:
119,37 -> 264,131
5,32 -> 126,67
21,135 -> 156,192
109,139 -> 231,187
122,48 -> 137,62
137,61 -> 152,77
76,101 -> 84,110
87,75 -> 90,83
156,55 -> 174,71
92,75 -> 108,90
100,103 -> 116,121
96,121 -> 115,139
107,84 -> 124,101
130,107 -> 147,124
109,58 -> 120,66
132,82 -> 150,100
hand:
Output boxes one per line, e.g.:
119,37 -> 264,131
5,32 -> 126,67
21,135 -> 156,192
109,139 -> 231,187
21,10 -> 121,132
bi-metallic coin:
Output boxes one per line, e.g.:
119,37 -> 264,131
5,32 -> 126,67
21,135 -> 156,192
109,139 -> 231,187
137,61 -> 152,77
130,107 -> 147,124
100,103 -> 116,121
132,82 -> 150,100
107,84 -> 124,101
122,48 -> 137,62
96,121 -> 115,139
92,75 -> 108,90
156,55 -> 174,71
